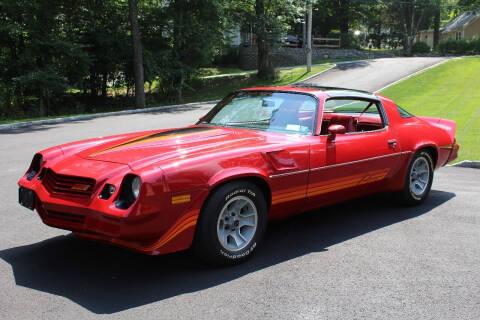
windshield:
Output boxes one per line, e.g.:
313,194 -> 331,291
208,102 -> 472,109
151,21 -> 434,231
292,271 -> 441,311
202,91 -> 318,135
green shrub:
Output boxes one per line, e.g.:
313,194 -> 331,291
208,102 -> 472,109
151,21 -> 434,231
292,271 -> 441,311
412,41 -> 431,54
438,38 -> 479,54
474,39 -> 480,52
213,45 -> 240,66
340,33 -> 361,49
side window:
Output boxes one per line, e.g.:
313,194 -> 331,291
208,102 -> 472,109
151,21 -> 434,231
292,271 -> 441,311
321,98 -> 386,135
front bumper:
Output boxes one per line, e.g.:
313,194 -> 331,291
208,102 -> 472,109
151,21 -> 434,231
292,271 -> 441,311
18,170 -> 203,255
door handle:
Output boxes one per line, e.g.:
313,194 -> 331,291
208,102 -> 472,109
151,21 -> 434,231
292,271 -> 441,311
388,139 -> 397,149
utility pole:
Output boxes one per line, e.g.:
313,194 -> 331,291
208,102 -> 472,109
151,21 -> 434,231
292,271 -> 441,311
307,1 -> 312,72
302,1 -> 307,49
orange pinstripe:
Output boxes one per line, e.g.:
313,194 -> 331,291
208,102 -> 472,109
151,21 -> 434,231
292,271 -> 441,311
90,130 -> 219,157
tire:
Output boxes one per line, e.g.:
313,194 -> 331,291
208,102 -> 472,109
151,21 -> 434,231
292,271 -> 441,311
396,150 -> 434,205
193,180 -> 268,266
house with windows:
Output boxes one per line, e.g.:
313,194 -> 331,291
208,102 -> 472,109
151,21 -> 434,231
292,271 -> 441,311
415,9 -> 480,47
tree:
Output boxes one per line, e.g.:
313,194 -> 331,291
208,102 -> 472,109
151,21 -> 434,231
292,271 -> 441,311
433,2 -> 441,50
255,0 -> 275,79
227,0 -> 302,80
128,0 -> 145,108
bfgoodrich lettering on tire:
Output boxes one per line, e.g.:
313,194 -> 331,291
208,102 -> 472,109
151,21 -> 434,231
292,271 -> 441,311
397,150 -> 434,205
193,180 -> 267,266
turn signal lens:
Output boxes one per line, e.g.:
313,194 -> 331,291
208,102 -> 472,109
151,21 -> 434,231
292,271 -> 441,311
99,184 -> 116,200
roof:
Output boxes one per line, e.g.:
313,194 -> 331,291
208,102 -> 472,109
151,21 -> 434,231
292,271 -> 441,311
241,85 -> 379,100
441,9 -> 480,32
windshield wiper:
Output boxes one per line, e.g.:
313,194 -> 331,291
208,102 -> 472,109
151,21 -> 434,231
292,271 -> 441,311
223,118 -> 271,126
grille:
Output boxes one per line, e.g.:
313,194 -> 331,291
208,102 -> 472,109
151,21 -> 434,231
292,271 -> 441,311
43,169 -> 96,198
45,210 -> 85,224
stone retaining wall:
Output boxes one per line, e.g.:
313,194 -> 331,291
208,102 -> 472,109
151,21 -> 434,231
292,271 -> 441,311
238,46 -> 395,70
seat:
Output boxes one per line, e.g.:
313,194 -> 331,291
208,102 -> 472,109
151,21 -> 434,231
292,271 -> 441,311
328,115 -> 355,133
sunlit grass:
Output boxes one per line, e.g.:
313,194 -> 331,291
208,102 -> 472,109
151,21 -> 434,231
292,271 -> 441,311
380,56 -> 480,162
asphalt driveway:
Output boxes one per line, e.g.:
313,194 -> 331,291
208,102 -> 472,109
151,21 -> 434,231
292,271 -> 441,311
1,57 -> 479,319
303,57 -> 449,92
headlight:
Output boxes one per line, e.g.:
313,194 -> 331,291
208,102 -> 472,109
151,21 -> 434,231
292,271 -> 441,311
115,174 -> 142,209
132,176 -> 141,199
27,154 -> 43,181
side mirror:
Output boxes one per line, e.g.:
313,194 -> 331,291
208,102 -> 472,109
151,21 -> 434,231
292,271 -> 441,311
327,124 -> 346,141
198,115 -> 206,123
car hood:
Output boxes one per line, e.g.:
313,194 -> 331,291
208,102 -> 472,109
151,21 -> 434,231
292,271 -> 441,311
75,126 -> 271,169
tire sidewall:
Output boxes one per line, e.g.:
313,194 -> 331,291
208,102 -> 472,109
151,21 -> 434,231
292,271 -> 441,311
197,181 -> 267,265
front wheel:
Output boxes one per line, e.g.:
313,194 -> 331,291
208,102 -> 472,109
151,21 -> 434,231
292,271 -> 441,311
193,181 -> 268,266
396,150 -> 434,205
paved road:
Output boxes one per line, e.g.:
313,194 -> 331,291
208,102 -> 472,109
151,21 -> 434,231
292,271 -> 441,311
303,57 -> 449,92
2,57 -> 480,319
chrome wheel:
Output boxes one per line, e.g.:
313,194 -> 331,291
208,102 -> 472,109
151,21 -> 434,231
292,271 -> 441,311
410,157 -> 430,197
217,195 -> 258,252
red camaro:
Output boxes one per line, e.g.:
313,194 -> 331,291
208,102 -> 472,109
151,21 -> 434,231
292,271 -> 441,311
18,85 -> 459,265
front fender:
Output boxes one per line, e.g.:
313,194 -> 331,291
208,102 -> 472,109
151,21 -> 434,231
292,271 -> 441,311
208,167 -> 270,189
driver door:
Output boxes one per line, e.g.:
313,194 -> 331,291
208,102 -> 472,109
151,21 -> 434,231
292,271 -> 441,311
306,98 -> 402,209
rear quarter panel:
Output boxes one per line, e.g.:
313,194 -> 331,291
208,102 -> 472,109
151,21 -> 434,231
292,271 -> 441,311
381,97 -> 454,170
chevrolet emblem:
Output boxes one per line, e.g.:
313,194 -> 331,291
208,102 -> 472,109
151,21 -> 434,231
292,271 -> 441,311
71,184 -> 90,191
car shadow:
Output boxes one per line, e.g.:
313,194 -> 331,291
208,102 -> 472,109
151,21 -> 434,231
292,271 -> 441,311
0,189 -> 454,314
334,60 -> 371,71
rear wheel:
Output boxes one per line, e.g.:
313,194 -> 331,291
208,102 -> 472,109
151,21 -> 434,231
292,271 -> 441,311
193,181 -> 267,266
397,150 -> 434,205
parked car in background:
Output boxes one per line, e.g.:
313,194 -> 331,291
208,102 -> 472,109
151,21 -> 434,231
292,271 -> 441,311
284,34 -> 303,48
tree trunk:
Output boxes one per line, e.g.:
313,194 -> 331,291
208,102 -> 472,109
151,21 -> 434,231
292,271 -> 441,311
339,0 -> 349,34
375,22 -> 381,48
403,0 -> 413,55
128,0 -> 145,108
102,72 -> 108,97
433,5 -> 440,50
255,0 -> 275,80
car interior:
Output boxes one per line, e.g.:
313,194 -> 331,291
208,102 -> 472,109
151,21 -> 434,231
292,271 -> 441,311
319,98 -> 385,135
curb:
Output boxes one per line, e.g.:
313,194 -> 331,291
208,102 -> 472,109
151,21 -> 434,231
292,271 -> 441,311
0,100 -> 220,133
202,60 -> 353,79
450,160 -> 480,169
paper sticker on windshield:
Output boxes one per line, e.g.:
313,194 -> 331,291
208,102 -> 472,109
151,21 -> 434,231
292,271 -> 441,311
286,124 -> 300,131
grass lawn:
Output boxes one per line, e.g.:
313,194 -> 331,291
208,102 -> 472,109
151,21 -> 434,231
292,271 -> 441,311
380,56 -> 480,162
197,67 -> 244,77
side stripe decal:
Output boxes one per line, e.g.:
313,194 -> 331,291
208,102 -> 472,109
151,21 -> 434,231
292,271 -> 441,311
271,168 -> 390,205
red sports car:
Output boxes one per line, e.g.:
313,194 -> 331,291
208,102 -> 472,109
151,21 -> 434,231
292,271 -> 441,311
18,85 -> 459,265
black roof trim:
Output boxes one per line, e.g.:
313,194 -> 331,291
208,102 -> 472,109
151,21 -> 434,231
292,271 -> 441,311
290,84 -> 378,100
291,84 -> 371,94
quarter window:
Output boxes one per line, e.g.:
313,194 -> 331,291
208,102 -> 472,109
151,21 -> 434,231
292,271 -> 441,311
396,104 -> 414,118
